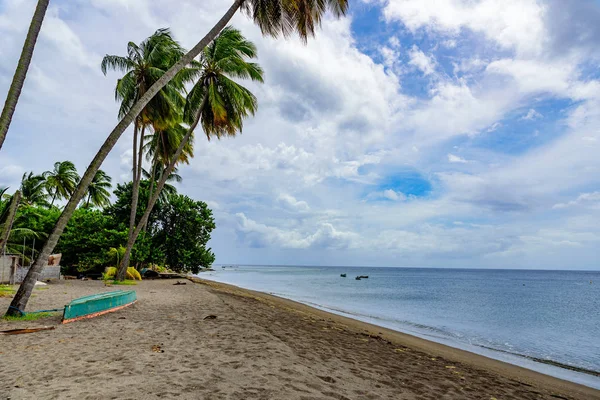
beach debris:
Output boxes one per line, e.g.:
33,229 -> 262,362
317,375 -> 336,383
0,326 -> 55,335
203,315 -> 217,320
173,281 -> 187,285
151,344 -> 164,353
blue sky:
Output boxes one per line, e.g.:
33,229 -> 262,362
1,0 -> 599,270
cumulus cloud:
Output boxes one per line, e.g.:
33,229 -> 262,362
277,194 -> 310,212
553,192 -> 600,210
408,45 -> 436,75
521,109 -> 543,121
447,154 -> 468,163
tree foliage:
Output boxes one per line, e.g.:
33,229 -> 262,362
154,194 -> 215,273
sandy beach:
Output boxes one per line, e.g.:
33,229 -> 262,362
1,279 -> 598,400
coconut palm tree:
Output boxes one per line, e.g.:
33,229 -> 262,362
142,166 -> 181,204
20,172 -> 49,207
0,191 -> 21,257
0,0 -> 50,151
144,123 -> 194,203
43,161 -> 80,207
8,0 -> 348,316
116,26 -> 264,280
84,170 -> 112,209
101,28 -> 190,274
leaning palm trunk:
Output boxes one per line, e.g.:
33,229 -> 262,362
117,96 -> 206,279
0,0 -> 50,151
6,1 -> 242,316
118,124 -> 145,281
0,191 -> 22,256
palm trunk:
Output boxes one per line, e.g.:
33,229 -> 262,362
117,124 -> 145,281
0,191 -> 22,256
118,96 -> 206,275
0,0 -> 50,151
5,0 -> 243,316
142,153 -> 159,233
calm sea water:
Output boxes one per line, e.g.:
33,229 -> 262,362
200,266 -> 600,389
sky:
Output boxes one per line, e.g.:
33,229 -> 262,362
0,0 -> 599,270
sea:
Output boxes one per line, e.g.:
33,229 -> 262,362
200,265 -> 600,389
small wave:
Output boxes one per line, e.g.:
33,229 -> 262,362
476,345 -> 600,377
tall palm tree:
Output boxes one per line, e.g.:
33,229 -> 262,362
101,28 -> 189,273
142,166 -> 181,203
116,27 -> 264,280
8,0 -> 348,316
43,161 -> 80,207
20,172 -> 49,207
84,170 -> 112,209
0,191 -> 21,257
144,123 -> 194,203
0,0 -> 50,151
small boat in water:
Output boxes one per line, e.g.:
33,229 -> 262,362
340,274 -> 347,277
355,276 -> 361,280
62,290 -> 137,324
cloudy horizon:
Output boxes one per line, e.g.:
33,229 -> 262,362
1,0 -> 599,270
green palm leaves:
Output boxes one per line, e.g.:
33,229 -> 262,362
20,172 -> 48,207
43,161 -> 80,207
242,0 -> 348,43
85,170 -> 112,209
101,28 -> 188,127
188,26 -> 264,140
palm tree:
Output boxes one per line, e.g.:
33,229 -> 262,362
43,161 -> 80,207
0,0 -> 50,151
84,170 -> 112,209
101,28 -> 189,274
142,166 -> 181,203
20,172 -> 49,207
8,0 -> 348,316
0,191 -> 21,257
116,27 -> 264,280
144,123 -> 194,203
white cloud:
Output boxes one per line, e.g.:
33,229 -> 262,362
382,0 -> 546,55
447,154 -> 468,163
408,45 -> 436,75
553,192 -> 600,210
277,193 -> 310,212
521,108 -> 543,121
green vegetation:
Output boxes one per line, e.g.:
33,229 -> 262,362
0,165 -> 216,277
0,285 -> 15,298
3,312 -> 57,321
105,280 -> 138,286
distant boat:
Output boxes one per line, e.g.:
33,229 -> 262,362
355,276 -> 361,280
62,290 -> 137,324
340,274 -> 347,277
358,275 -> 369,279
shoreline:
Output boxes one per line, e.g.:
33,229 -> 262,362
191,276 -> 600,399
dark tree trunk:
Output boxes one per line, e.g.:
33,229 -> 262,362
0,0 -> 50,151
118,96 -> 207,274
0,191 -> 22,256
5,0 -> 243,316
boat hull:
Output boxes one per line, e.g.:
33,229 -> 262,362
62,290 -> 137,324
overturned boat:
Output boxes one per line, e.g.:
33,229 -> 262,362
62,290 -> 137,324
